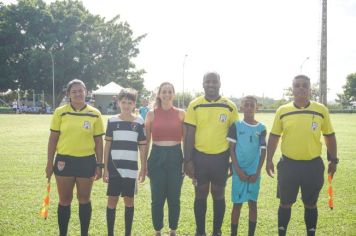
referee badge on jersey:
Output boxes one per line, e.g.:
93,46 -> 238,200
57,161 -> 65,171
219,114 -> 227,123
83,121 -> 91,129
311,121 -> 318,131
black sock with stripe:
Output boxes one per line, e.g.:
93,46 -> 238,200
304,208 -> 318,236
278,206 -> 291,236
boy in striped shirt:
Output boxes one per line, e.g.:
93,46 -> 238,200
103,88 -> 147,236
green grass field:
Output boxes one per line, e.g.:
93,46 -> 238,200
0,114 -> 355,235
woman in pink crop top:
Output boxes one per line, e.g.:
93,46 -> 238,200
145,82 -> 185,236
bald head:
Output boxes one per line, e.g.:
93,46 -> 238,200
203,72 -> 221,100
293,74 -> 310,84
203,72 -> 220,82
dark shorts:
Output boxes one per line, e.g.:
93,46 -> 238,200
53,154 -> 96,178
107,175 -> 137,198
277,156 -> 325,205
193,149 -> 230,187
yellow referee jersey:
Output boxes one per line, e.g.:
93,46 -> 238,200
50,104 -> 104,157
270,101 -> 334,160
184,96 -> 239,154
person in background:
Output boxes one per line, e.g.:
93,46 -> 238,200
139,98 -> 149,120
227,96 -> 266,236
266,75 -> 338,236
184,72 -> 239,236
12,100 -> 18,112
46,79 -> 104,236
112,96 -> 118,112
145,82 -> 185,236
103,88 -> 147,236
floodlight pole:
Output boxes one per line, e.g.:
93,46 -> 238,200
319,0 -> 328,105
300,57 -> 310,73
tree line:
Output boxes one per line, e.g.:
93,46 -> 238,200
0,0 -> 146,107
336,73 -> 356,107
1,0 -> 355,109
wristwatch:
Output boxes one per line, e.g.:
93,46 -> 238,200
96,163 -> 104,168
329,158 -> 339,164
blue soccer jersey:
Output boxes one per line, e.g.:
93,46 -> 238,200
227,120 -> 266,203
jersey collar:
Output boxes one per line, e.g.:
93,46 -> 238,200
204,96 -> 221,103
293,101 -> 310,109
70,103 -> 87,112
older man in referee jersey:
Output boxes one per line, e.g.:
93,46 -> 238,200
184,72 -> 239,236
266,75 -> 338,236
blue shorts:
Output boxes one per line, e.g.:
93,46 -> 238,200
231,174 -> 261,203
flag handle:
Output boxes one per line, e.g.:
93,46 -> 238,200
39,177 -> 51,219
327,174 -> 334,210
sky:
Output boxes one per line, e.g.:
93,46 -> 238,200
4,0 -> 356,100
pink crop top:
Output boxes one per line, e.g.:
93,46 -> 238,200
151,107 -> 183,142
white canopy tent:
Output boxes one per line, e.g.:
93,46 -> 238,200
92,82 -> 125,114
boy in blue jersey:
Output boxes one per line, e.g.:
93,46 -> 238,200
227,96 -> 267,236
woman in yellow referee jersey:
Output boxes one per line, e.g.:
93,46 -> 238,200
45,79 -> 105,236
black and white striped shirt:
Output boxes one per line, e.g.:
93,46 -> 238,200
105,116 -> 146,179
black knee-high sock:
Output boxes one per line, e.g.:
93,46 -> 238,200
79,202 -> 92,236
213,198 -> 225,235
194,198 -> 207,235
278,207 -> 291,236
304,208 -> 318,236
231,224 -> 238,236
58,204 -> 71,236
125,206 -> 134,236
248,220 -> 257,236
106,207 -> 116,236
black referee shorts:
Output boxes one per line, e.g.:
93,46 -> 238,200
53,154 -> 96,178
193,149 -> 230,187
277,155 -> 325,205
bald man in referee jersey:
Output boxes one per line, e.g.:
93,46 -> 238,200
266,75 -> 338,236
184,72 -> 239,236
